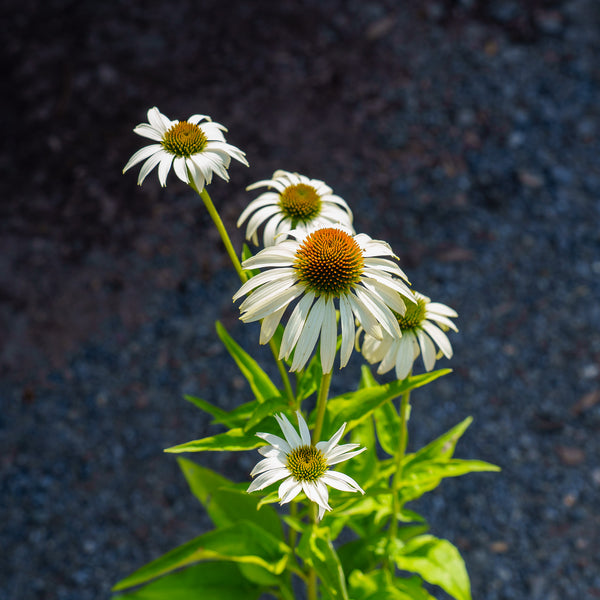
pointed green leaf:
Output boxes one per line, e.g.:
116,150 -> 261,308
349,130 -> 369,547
373,401 -> 402,456
165,428 -> 264,453
113,521 -> 290,592
215,321 -> 279,403
297,526 -> 349,600
391,534 -> 471,600
177,458 -> 283,539
323,369 -> 451,437
112,562 -> 261,600
348,570 -> 436,600
244,396 -> 290,432
183,395 -> 231,422
403,417 -> 473,469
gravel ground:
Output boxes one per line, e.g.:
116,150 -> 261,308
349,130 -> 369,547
2,1 -> 600,599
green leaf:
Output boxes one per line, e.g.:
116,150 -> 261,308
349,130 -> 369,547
295,351 -> 322,402
113,521 -> 290,592
391,534 -> 471,600
215,321 -> 280,403
398,459 -> 500,504
348,570 -> 436,600
244,396 -> 290,432
177,458 -> 283,539
323,369 -> 451,437
183,395 -> 231,422
112,562 -> 261,600
296,526 -> 349,600
337,535 -> 387,575
403,417 -> 474,469
357,365 -> 379,389
373,401 -> 401,456
165,428 -> 264,453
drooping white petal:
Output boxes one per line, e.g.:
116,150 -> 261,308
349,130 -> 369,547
280,292 -> 316,360
395,334 -> 416,380
426,302 -> 458,318
339,294 -> 355,368
421,321 -> 453,359
157,153 -> 174,187
291,296 -> 327,372
138,151 -> 167,185
425,312 -> 459,332
279,477 -> 303,504
123,144 -> 163,172
319,297 -> 337,374
247,467 -> 290,493
416,328 -> 437,371
321,470 -> 364,494
260,305 -> 287,344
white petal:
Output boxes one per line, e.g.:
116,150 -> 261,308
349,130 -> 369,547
426,313 -> 458,332
319,297 -> 337,374
339,294 -> 355,368
291,296 -> 327,372
256,432 -> 291,455
295,411 -> 311,446
416,328 -> 436,371
421,321 -> 453,359
325,445 -> 366,466
280,292 -> 316,360
157,153 -> 174,187
250,455 -> 287,477
260,305 -> 287,345
279,477 -> 302,504
239,282 -> 301,322
395,334 -> 416,380
377,338 -> 399,375
321,470 -> 364,493
354,286 -> 401,338
172,157 -> 189,183
427,302 -> 458,318
123,144 -> 162,172
237,193 -> 280,227
302,480 -> 331,513
133,123 -> 164,142
275,413 -> 303,448
317,422 -> 346,456
147,107 -> 170,134
247,467 -> 290,493
362,269 -> 414,301
245,205 -> 282,242
233,267 -> 296,300
137,151 -> 167,185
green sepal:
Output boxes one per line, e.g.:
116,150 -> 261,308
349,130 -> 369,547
112,562 -> 262,600
112,521 -> 291,593
390,534 -> 472,600
296,526 -> 349,600
177,458 -> 283,539
215,321 -> 280,403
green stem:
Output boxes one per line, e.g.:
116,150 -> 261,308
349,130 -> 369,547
270,338 -> 295,406
191,183 -> 296,403
312,371 -> 332,444
190,183 -> 247,284
307,504 -> 319,600
388,385 -> 412,562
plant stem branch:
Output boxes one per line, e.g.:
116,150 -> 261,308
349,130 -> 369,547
312,371 -> 332,444
191,184 -> 247,283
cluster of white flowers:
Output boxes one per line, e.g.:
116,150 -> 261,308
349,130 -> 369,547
125,108 -> 459,518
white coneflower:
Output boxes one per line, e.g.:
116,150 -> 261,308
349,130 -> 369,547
123,107 -> 248,189
248,412 -> 365,520
361,291 -> 458,380
233,224 -> 414,373
237,170 -> 354,246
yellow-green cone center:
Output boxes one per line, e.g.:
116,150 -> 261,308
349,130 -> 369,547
161,121 -> 208,157
286,445 -> 327,482
294,228 -> 364,296
279,183 -> 322,224
396,297 -> 427,330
